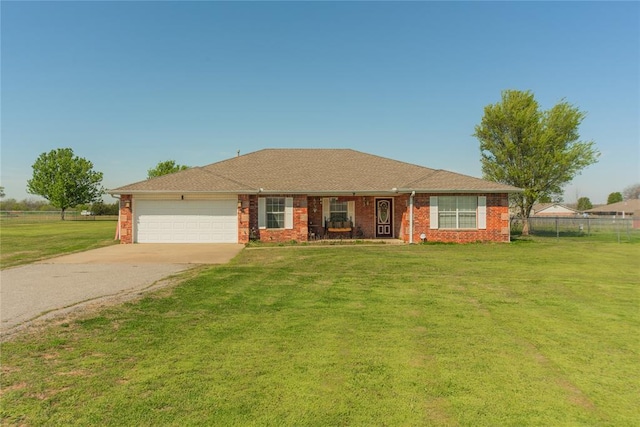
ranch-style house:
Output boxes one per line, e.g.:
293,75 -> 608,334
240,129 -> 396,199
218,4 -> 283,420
108,149 -> 521,244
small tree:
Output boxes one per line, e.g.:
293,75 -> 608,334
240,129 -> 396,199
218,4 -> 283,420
0,186 -> 5,198
577,197 -> 593,211
147,160 -> 189,179
91,201 -> 119,215
623,183 -> 640,200
607,192 -> 623,204
474,90 -> 599,235
27,148 -> 104,220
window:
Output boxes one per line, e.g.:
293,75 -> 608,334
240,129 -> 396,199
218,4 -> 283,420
330,199 -> 348,222
266,198 -> 285,228
322,198 -> 355,226
258,197 -> 293,229
436,196 -> 478,229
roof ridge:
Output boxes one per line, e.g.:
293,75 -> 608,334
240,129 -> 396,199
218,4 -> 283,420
402,169 -> 442,187
198,167 -> 255,190
107,165 -> 205,190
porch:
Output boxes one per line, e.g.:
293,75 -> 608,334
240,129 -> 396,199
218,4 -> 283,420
306,195 -> 407,241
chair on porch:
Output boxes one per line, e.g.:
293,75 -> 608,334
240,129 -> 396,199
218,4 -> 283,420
324,217 -> 353,238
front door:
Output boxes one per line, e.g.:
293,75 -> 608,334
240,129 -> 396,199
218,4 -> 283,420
375,198 -> 393,238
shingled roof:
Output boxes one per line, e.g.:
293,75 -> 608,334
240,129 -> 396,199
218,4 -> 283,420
585,199 -> 640,214
108,149 -> 521,194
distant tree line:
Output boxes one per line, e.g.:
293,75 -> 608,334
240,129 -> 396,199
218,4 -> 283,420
0,198 -> 119,215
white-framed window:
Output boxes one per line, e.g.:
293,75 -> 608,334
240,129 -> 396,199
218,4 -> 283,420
322,198 -> 355,226
258,197 -> 293,229
329,199 -> 348,222
266,197 -> 285,228
430,196 -> 486,230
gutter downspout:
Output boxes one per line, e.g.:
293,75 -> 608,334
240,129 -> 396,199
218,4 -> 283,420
111,195 -> 121,241
409,190 -> 415,244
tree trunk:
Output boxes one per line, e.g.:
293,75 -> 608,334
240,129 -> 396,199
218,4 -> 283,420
61,208 -> 66,220
521,216 -> 530,236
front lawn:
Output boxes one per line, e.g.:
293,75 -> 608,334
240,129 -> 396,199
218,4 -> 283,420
0,220 -> 117,268
1,239 -> 638,425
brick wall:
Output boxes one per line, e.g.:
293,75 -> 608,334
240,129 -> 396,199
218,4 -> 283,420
238,194 -> 251,244
118,192 -> 511,244
118,195 -> 133,244
306,196 -> 394,239
252,195 -> 308,242
401,193 -> 510,243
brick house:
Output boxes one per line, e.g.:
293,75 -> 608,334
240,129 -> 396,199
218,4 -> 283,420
108,149 -> 521,244
585,199 -> 640,229
531,203 -> 580,217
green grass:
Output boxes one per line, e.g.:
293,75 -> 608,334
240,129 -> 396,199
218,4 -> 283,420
0,220 -> 118,268
1,238 -> 638,426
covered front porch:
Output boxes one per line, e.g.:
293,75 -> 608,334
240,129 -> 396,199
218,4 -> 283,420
306,195 -> 409,240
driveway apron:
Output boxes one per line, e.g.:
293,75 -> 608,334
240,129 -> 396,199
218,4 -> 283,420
0,244 -> 244,336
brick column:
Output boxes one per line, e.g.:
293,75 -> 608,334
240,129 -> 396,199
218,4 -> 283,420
238,195 -> 250,244
119,195 -> 133,244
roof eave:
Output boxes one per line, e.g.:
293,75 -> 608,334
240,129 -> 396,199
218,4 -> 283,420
397,188 -> 523,194
106,189 -> 257,196
108,187 -> 523,196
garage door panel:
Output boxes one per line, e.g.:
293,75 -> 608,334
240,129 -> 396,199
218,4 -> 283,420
135,200 -> 238,243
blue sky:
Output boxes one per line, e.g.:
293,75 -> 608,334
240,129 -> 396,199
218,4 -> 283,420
2,1 -> 638,204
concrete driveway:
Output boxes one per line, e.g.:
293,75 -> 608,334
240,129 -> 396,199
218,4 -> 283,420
0,244 -> 244,337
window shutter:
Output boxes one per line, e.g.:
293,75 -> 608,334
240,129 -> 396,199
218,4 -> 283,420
258,197 -> 266,229
322,198 -> 330,226
285,197 -> 294,229
347,201 -> 355,224
478,196 -> 487,229
430,196 -> 438,229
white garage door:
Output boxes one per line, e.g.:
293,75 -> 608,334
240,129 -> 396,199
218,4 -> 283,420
134,199 -> 238,243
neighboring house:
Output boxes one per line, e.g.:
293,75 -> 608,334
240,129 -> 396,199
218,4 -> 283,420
108,149 -> 521,244
531,203 -> 580,217
585,199 -> 640,228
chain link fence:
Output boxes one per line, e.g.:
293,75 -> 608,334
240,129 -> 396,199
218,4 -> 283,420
511,216 -> 638,242
0,211 -> 117,222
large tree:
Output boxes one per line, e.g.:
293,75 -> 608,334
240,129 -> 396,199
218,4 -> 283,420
27,148 -> 104,220
577,197 -> 593,211
474,90 -> 599,235
607,192 -> 623,204
147,160 -> 189,179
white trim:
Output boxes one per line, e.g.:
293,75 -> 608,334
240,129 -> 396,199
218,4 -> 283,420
409,191 -> 415,243
430,196 -> 438,229
258,197 -> 266,229
132,193 -> 238,201
347,201 -> 355,224
322,198 -> 330,227
284,197 -> 294,229
477,196 -> 487,229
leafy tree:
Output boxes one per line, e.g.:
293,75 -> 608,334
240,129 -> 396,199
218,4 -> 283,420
577,197 -> 593,211
91,201 -> 119,215
538,194 -> 564,204
538,194 -> 552,204
623,183 -> 640,200
147,160 -> 189,179
0,186 -> 5,198
27,148 -> 104,220
607,192 -> 623,204
474,90 -> 599,235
